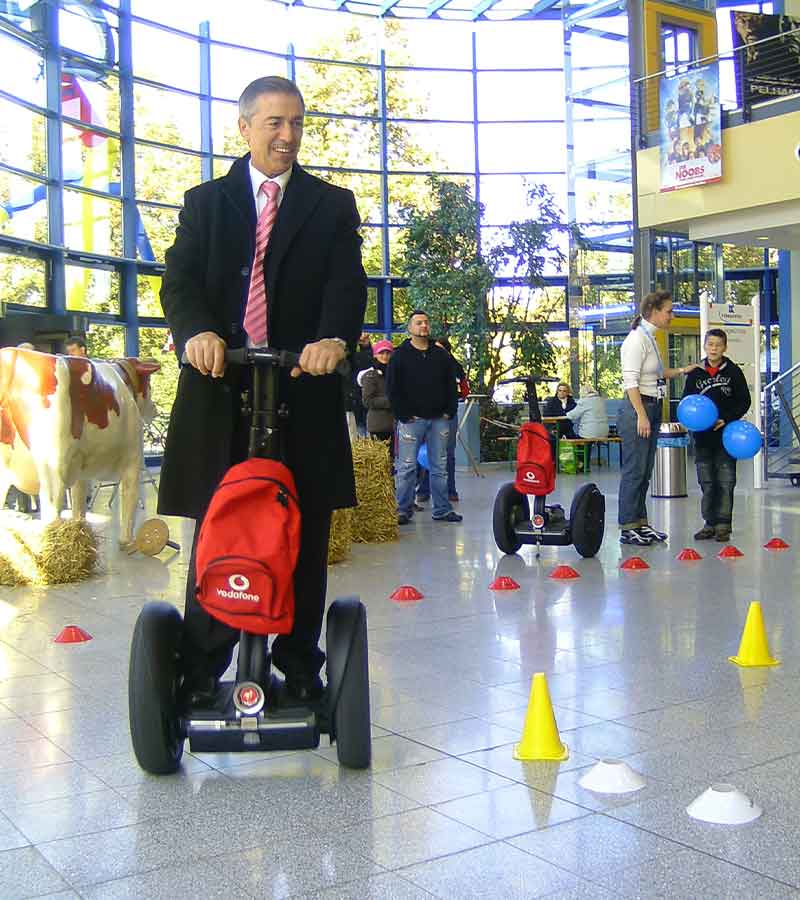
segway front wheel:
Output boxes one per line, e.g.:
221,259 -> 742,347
326,596 -> 371,769
129,601 -> 184,774
570,482 -> 605,558
493,482 -> 530,554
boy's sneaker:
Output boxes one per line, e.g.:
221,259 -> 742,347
715,525 -> 732,542
620,528 -> 653,546
694,525 -> 715,540
638,525 -> 667,542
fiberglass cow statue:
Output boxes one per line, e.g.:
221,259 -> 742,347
0,347 -> 160,548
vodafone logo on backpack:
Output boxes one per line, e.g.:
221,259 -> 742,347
229,574 -> 250,591
215,573 -> 260,603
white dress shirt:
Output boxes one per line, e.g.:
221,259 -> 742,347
620,319 -> 664,398
248,162 -> 291,214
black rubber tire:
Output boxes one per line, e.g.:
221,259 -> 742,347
326,597 -> 371,769
570,482 -> 605,558
128,602 -> 184,775
492,483 -> 529,555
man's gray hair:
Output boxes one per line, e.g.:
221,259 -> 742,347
238,77 -> 305,121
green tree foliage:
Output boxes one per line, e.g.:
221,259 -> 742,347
399,177 -> 569,396
220,21 -> 439,276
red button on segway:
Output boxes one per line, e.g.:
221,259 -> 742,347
533,514 -> 545,529
239,686 -> 259,707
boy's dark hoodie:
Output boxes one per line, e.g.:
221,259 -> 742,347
682,356 -> 751,448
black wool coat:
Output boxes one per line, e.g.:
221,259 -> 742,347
158,156 -> 367,519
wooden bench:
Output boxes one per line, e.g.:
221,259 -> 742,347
497,435 -> 622,472
568,437 -> 622,469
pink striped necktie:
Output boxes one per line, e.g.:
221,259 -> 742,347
243,179 -> 280,345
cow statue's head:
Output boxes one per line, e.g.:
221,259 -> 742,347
114,359 -> 160,423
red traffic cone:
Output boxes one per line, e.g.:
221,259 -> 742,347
676,548 -> 702,561
54,625 -> 92,644
620,556 -> 649,571
764,538 -> 790,551
549,565 -> 580,580
718,545 -> 744,559
390,585 -> 423,602
490,576 -> 520,591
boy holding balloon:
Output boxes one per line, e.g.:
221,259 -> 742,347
681,329 -> 751,542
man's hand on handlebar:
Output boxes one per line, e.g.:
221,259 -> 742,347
291,338 -> 347,379
185,332 -> 227,378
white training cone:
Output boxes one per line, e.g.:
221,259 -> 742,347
686,783 -> 762,825
578,759 -> 646,794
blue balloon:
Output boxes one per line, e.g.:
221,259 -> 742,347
677,394 -> 719,432
722,420 -> 762,459
417,443 -> 429,470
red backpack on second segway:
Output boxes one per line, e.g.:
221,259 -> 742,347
194,457 -> 301,635
514,422 -> 555,496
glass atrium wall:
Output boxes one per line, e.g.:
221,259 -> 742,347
1,1 -> 632,384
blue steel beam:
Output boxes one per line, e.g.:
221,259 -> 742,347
379,0 -> 404,14
566,0 -> 624,25
426,0 -> 452,15
527,0 -> 562,15
471,0 -> 504,19
571,24 -> 628,41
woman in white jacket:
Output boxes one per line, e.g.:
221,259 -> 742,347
566,385 -> 608,439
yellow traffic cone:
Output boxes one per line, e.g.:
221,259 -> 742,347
513,672 -> 569,761
729,601 -> 779,668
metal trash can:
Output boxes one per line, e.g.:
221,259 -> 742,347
651,423 -> 688,498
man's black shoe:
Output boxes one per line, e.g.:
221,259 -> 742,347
276,675 -> 326,712
398,513 -> 412,525
179,675 -> 219,711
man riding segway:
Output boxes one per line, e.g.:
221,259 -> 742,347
128,76 -> 370,772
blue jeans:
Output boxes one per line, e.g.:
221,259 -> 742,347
617,396 -> 661,529
695,442 -> 737,526
396,418 -> 453,519
417,424 -> 456,497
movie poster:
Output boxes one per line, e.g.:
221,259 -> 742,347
659,63 -> 722,192
732,11 -> 800,106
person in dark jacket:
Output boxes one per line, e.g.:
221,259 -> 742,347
682,328 -> 751,543
158,76 -> 367,706
349,333 -> 374,436
542,382 -> 576,439
359,339 -> 395,464
386,310 -> 461,525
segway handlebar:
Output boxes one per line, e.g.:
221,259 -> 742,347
180,346 -> 350,378
497,375 -> 559,386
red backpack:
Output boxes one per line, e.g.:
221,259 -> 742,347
194,458 -> 301,635
514,422 -> 556,496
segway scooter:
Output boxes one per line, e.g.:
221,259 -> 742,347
128,347 -> 371,774
492,376 -> 605,558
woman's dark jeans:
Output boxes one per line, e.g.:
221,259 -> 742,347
695,442 -> 737,526
617,395 -> 661,529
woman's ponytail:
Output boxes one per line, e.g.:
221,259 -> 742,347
630,314 -> 642,331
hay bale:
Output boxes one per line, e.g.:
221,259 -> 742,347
327,507 -> 353,565
0,528 -> 39,585
38,520 -> 99,584
0,519 -> 99,586
351,437 -> 398,544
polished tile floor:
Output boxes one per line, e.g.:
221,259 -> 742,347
1,461 -> 799,899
